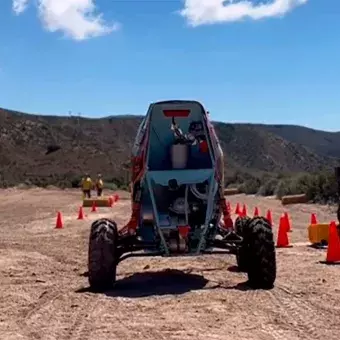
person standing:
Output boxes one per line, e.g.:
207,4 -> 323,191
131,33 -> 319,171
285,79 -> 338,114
95,174 -> 104,197
81,173 -> 92,198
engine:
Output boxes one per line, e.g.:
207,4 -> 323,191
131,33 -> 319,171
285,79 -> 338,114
169,183 -> 207,226
156,181 -> 219,253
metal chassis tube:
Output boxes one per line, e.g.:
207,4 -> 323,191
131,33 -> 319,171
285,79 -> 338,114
146,173 -> 170,255
115,232 -> 243,264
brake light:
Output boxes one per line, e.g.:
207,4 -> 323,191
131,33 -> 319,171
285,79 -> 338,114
163,109 -> 190,117
178,225 -> 190,237
199,140 -> 208,153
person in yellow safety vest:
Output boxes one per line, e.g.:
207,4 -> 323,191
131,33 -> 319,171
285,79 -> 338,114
95,174 -> 104,197
81,173 -> 92,198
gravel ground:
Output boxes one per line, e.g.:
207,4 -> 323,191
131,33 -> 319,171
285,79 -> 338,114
0,188 -> 339,340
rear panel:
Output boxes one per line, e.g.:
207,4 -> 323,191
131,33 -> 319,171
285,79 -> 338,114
146,100 -> 215,171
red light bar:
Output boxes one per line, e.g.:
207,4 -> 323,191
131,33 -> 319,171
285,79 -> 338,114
163,109 -> 190,117
178,225 -> 190,237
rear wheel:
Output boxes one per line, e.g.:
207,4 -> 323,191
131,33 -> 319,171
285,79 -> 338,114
88,218 -> 119,291
234,216 -> 251,271
245,217 -> 276,289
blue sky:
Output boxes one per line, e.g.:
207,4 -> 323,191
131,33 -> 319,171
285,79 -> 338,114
0,1 -> 339,131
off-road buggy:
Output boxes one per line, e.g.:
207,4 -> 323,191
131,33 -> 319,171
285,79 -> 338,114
87,100 -> 276,291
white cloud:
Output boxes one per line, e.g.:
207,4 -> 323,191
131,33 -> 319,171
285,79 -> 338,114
179,0 -> 309,26
12,0 -> 119,41
12,0 -> 29,14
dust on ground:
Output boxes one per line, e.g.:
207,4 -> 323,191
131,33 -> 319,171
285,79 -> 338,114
0,188 -> 339,340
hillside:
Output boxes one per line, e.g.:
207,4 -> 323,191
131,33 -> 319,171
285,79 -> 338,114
0,107 -> 339,187
258,124 -> 340,158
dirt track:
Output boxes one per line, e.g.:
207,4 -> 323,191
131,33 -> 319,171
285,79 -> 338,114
0,188 -> 340,340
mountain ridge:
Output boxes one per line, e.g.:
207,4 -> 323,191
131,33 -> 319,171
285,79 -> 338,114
0,106 -> 339,187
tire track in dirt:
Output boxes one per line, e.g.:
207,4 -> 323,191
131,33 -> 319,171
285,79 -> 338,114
278,284 -> 332,339
264,284 -> 335,340
279,284 -> 340,338
17,286 -> 102,340
62,298 -> 102,340
17,288 -> 67,339
0,241 -> 83,270
20,288 -> 65,321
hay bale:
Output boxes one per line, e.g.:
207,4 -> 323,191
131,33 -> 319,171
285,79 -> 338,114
281,194 -> 308,205
224,188 -> 239,196
83,197 -> 111,207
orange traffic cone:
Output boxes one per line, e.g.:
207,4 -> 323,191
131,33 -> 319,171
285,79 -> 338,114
77,206 -> 84,220
254,206 -> 259,217
241,204 -> 247,217
235,203 -> 240,215
91,201 -> 97,212
55,211 -> 63,229
266,209 -> 273,226
284,212 -> 291,232
310,213 -> 317,225
325,221 -> 340,263
276,216 -> 290,248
